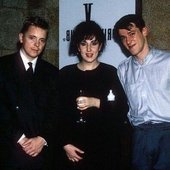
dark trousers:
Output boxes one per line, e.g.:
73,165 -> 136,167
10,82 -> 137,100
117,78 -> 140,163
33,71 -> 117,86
132,123 -> 170,170
3,144 -> 50,170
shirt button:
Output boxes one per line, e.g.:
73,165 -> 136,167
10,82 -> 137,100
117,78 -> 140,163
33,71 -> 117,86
16,106 -> 19,110
141,93 -> 146,97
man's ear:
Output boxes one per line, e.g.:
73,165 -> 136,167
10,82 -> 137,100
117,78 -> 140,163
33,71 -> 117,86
142,27 -> 149,36
19,33 -> 23,43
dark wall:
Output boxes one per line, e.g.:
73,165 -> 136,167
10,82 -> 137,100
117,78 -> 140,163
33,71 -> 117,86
0,0 -> 169,67
143,0 -> 170,50
0,0 -> 59,66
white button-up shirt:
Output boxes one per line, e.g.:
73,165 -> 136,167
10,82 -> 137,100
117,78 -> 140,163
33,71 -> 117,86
117,47 -> 170,126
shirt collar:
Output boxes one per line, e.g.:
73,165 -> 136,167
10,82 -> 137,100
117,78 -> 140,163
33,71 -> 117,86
133,46 -> 154,65
20,49 -> 38,72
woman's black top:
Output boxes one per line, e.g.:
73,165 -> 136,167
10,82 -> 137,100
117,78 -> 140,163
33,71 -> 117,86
58,62 -> 129,170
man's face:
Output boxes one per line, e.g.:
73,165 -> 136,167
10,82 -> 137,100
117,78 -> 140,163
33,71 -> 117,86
19,25 -> 47,60
118,23 -> 148,59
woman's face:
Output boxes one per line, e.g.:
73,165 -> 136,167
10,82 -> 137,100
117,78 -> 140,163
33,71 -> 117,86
78,37 -> 102,64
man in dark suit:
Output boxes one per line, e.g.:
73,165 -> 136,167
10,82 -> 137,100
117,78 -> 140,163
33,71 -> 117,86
0,16 -> 59,170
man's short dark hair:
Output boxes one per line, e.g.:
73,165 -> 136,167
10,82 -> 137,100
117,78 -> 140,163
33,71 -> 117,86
20,16 -> 49,34
113,14 -> 145,44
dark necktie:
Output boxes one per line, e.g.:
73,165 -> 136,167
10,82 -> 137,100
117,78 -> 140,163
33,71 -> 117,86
27,62 -> 34,79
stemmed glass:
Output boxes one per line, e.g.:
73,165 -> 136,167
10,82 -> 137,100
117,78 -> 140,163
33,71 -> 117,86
76,90 -> 86,124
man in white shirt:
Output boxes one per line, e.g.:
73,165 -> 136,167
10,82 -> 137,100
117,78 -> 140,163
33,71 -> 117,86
113,14 -> 170,170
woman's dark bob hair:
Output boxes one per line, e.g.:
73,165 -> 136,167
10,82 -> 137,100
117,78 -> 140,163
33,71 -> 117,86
69,20 -> 106,58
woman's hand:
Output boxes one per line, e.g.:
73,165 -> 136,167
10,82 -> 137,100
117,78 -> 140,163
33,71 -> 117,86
76,96 -> 100,110
63,144 -> 84,162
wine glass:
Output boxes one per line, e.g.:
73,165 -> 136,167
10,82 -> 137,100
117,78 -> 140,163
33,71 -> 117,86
76,90 -> 86,124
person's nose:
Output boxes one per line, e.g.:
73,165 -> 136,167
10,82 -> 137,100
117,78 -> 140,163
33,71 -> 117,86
86,44 -> 92,52
34,40 -> 40,47
126,36 -> 133,45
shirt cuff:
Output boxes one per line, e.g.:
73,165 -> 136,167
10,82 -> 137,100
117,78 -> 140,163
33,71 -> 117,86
41,137 -> 48,146
17,134 -> 26,144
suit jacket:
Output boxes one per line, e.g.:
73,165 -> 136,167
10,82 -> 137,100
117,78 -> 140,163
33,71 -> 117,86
0,52 -> 59,170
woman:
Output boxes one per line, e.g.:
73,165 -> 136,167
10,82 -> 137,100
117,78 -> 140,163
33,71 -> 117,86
59,20 -> 129,170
